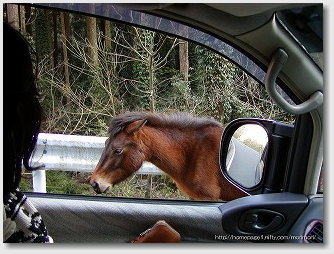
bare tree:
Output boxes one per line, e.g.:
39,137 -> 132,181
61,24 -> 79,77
6,4 -> 19,29
86,16 -> 98,66
18,5 -> 26,33
60,12 -> 71,93
52,11 -> 59,69
179,39 -> 189,81
104,20 -> 112,50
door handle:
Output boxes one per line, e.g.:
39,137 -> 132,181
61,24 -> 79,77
251,215 -> 283,232
240,209 -> 285,233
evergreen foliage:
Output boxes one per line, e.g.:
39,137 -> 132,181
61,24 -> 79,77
28,10 -> 294,136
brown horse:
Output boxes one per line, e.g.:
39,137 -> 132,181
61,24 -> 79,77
89,112 -> 248,201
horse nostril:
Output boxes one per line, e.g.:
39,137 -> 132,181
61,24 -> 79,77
91,181 -> 103,194
91,181 -> 99,189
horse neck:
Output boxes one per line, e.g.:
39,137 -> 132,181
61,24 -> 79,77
140,126 -> 192,178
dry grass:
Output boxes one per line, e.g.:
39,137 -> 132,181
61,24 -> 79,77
20,171 -> 189,200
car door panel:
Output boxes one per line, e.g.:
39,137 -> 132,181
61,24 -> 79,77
28,193 -> 227,243
28,192 -> 313,243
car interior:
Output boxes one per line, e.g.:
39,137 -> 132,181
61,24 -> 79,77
4,3 -> 323,243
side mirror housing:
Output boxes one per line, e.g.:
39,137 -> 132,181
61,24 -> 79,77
220,118 -> 294,194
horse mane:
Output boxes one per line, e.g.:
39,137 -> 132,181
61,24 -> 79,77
108,111 -> 222,136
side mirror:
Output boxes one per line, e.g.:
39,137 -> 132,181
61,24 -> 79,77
220,118 -> 293,193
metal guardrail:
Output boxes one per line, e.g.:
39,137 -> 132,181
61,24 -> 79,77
30,133 -> 163,193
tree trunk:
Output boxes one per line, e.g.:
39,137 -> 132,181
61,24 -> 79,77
6,4 -> 19,30
179,39 -> 189,81
148,55 -> 156,113
104,20 -> 112,50
86,16 -> 98,66
64,12 -> 72,39
18,5 -> 26,33
60,12 -> 71,92
52,11 -> 59,69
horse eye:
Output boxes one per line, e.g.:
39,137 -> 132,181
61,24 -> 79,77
114,148 -> 124,155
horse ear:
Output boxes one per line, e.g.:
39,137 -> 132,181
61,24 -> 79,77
126,119 -> 147,134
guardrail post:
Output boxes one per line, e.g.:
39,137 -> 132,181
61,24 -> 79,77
32,170 -> 47,193
145,175 -> 153,198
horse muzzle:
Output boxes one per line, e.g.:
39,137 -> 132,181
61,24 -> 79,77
90,180 -> 110,194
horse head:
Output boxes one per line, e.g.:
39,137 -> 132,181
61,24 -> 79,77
89,119 -> 148,194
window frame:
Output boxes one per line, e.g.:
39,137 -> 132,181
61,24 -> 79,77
21,3 -> 318,201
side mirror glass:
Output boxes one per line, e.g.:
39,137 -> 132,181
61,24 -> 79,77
225,124 -> 268,188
